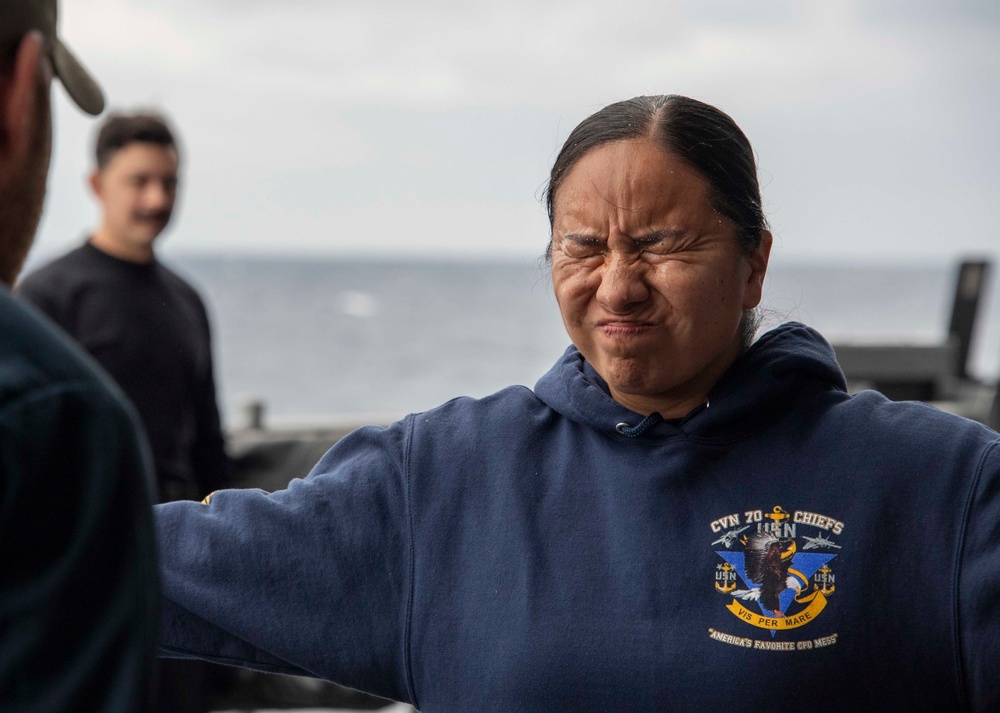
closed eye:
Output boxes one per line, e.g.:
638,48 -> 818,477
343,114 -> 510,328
632,229 -> 687,254
557,228 -> 700,260
559,234 -> 606,258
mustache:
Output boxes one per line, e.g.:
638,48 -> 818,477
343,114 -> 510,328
133,210 -> 172,222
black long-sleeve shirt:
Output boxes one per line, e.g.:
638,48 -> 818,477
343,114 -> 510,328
18,241 -> 230,501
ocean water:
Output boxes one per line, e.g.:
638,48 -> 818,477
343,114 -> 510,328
171,256 -> 1000,428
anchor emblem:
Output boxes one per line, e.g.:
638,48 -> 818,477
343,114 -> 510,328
764,506 -> 791,523
813,563 -> 836,596
715,562 -> 737,593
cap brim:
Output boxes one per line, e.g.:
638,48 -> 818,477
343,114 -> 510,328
52,39 -> 105,116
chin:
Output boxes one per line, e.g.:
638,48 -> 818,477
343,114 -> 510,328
129,230 -> 162,246
603,357 -> 656,394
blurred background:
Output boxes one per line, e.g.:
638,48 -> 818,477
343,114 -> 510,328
25,0 -> 1000,425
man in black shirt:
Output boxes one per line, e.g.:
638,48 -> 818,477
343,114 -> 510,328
18,111 -> 230,712
1,3 -> 158,709
19,112 -> 231,504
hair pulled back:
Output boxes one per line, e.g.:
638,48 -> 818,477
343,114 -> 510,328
544,95 -> 767,258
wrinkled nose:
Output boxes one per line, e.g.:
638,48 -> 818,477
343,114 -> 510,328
596,252 -> 649,313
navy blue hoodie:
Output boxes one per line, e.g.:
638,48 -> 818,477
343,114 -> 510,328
156,323 -> 1000,711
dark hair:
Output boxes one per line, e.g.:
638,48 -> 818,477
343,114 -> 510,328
544,95 -> 767,258
95,111 -> 177,169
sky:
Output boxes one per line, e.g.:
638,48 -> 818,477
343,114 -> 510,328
31,0 -> 1000,265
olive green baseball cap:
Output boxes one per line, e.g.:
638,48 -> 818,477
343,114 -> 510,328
0,0 -> 105,115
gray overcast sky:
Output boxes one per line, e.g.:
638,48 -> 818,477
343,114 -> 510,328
32,0 -> 1000,264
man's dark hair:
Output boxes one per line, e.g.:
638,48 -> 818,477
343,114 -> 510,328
95,112 -> 177,169
544,95 -> 768,259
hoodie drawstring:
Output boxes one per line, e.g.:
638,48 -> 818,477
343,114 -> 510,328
615,412 -> 663,438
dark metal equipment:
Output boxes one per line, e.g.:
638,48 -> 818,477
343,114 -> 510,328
833,259 -> 992,405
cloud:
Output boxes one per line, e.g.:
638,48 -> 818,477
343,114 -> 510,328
35,0 -> 1000,263
60,0 -> 933,109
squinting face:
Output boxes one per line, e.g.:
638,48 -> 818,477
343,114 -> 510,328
550,138 -> 771,418
91,142 -> 179,256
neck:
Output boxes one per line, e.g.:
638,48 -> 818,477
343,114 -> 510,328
89,227 -> 154,264
609,389 -> 708,420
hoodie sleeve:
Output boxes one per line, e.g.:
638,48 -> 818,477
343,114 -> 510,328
958,439 -> 1000,711
156,419 -> 414,704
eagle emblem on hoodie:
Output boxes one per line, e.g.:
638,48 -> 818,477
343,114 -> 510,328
710,505 -> 842,633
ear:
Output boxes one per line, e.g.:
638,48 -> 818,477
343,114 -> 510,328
741,229 -> 773,309
88,169 -> 102,197
0,32 -> 43,168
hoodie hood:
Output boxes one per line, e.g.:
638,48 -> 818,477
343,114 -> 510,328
534,322 -> 847,444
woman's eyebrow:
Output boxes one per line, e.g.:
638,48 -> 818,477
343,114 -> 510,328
632,228 -> 687,243
561,233 -> 606,243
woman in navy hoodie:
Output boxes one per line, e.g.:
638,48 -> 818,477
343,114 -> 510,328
156,95 -> 1000,712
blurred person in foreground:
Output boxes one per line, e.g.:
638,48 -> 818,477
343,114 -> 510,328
18,111 -> 230,711
0,1 -> 158,710
154,95 -> 1000,711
